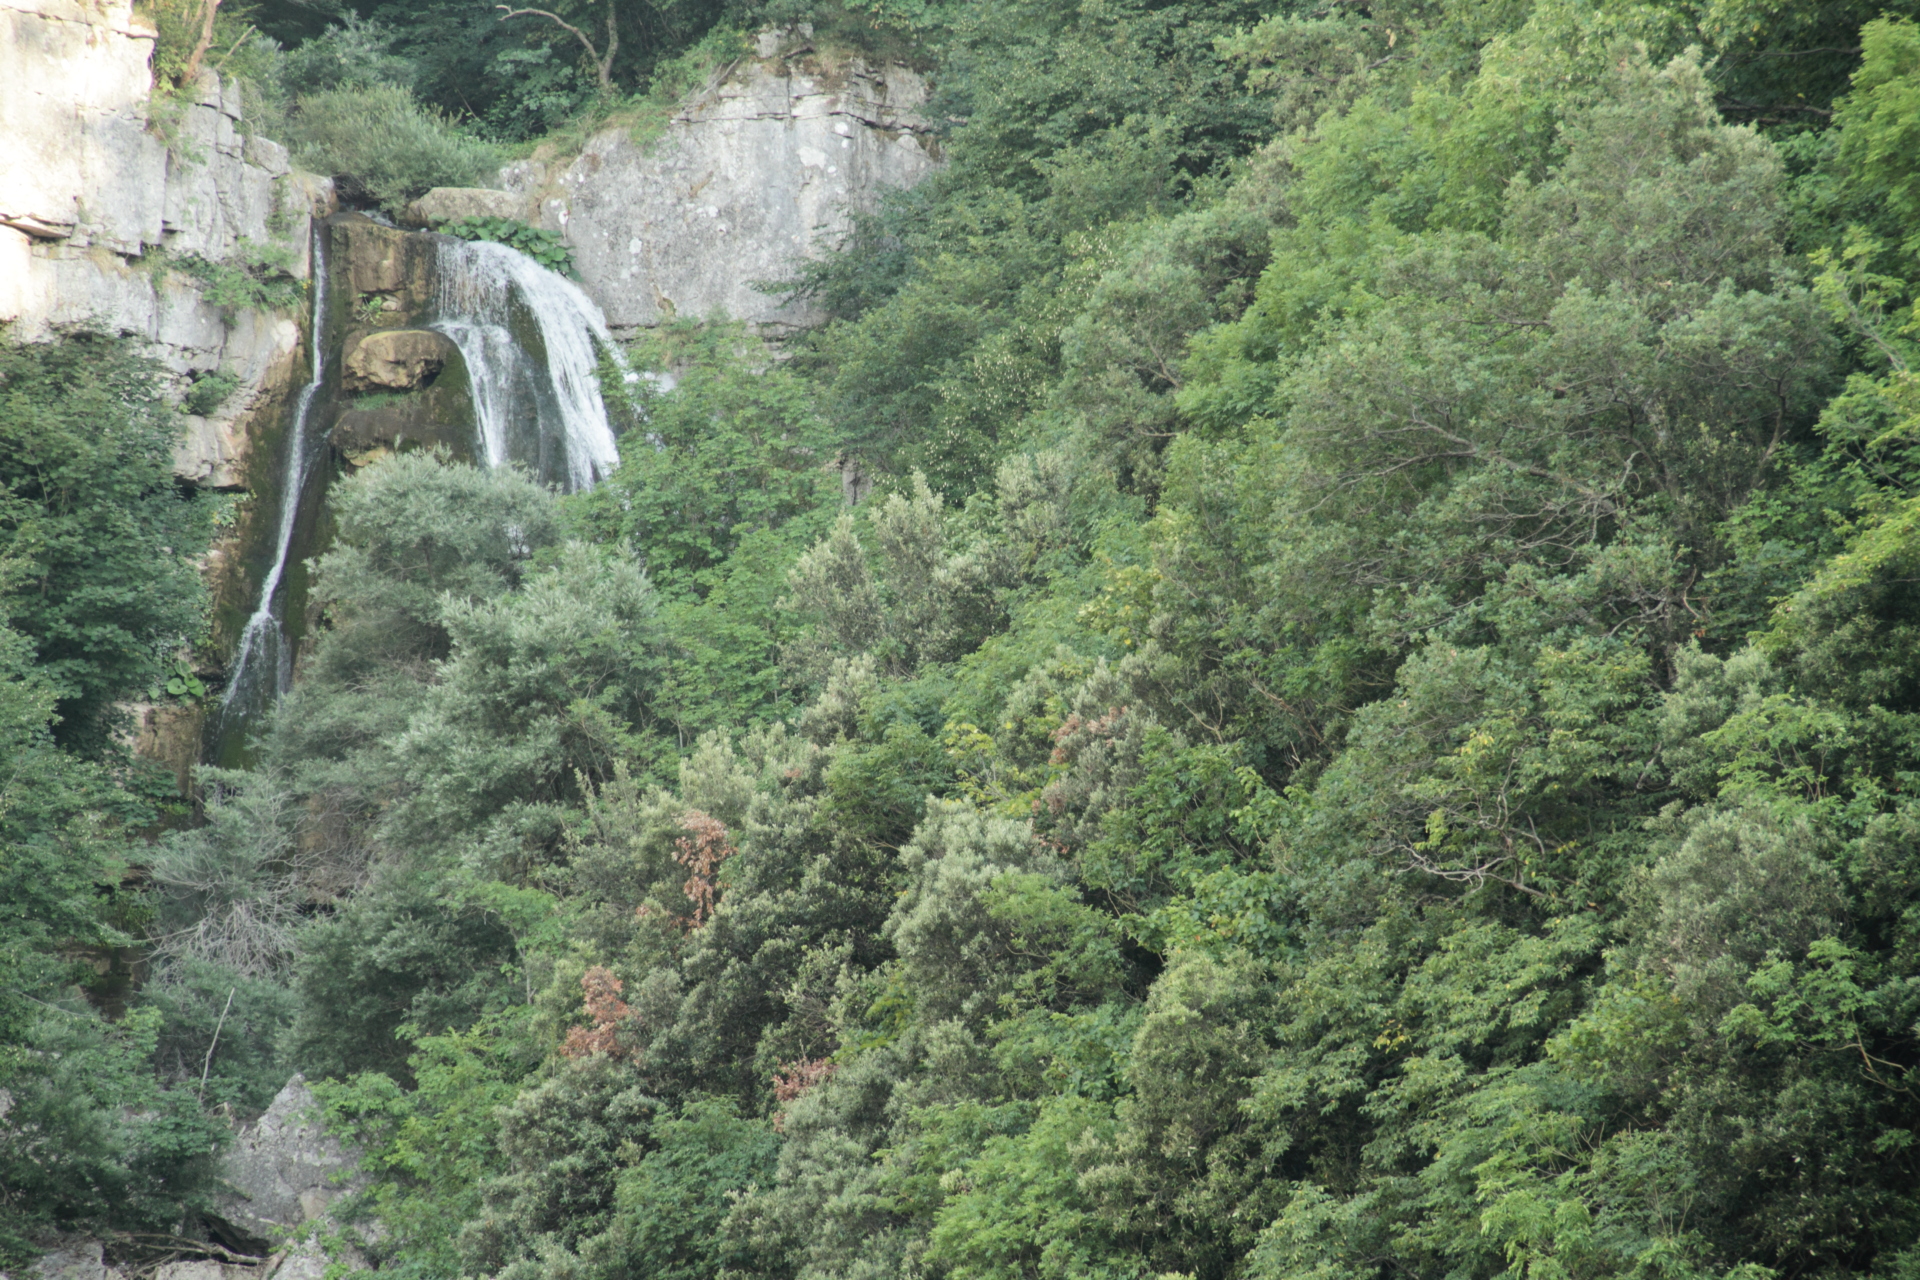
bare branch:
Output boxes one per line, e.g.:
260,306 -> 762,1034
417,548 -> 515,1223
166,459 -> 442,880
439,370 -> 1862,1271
181,0 -> 224,85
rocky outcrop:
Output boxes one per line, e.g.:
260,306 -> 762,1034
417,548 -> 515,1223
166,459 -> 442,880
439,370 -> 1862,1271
0,0 -> 334,488
400,186 -> 529,227
5,1079 -> 370,1280
332,214 -> 438,315
212,1075 -> 367,1245
343,328 -> 455,391
503,29 -> 938,333
17,1241 -> 114,1280
1,0 -> 166,250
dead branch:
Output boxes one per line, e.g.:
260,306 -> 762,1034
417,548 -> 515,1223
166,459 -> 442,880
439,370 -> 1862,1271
181,0 -> 223,85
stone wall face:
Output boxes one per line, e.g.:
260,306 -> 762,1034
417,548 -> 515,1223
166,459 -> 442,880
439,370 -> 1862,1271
0,0 -> 333,488
0,0 -> 165,250
503,35 -> 937,334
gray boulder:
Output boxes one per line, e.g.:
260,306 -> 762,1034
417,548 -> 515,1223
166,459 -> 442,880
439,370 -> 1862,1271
401,187 -> 530,227
19,1242 -> 113,1280
211,1075 -> 366,1245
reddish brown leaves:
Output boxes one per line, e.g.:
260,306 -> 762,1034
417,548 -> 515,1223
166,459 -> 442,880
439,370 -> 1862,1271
1047,704 -> 1127,766
561,965 -> 633,1059
770,1057 -> 838,1130
673,809 -> 737,928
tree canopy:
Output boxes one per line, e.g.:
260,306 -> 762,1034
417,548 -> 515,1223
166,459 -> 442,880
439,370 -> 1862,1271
13,1 -> 1920,1277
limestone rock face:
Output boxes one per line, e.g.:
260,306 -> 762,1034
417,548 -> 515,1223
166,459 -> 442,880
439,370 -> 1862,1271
211,1075 -> 366,1244
0,0 -> 324,269
343,328 -> 456,390
332,215 -> 438,316
504,36 -> 938,333
128,700 -> 206,795
401,186 -> 531,227
0,0 -> 166,250
0,0 -> 334,489
152,1265 -> 252,1280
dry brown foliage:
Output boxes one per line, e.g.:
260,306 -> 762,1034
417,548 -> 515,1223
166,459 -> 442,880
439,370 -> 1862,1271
673,808 -> 737,928
561,965 -> 633,1059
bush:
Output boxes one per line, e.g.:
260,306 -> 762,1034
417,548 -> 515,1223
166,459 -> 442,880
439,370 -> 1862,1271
138,958 -> 298,1115
285,84 -> 500,214
170,240 -> 303,314
280,14 -> 415,96
182,370 -> 241,416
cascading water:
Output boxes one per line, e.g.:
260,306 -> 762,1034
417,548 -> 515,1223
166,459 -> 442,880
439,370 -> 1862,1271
215,226 -> 334,736
430,238 -> 628,492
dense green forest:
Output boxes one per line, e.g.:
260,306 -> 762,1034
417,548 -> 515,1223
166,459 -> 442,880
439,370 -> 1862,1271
11,0 -> 1920,1276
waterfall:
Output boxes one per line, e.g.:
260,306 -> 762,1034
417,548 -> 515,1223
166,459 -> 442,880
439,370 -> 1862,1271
212,227 -> 633,750
430,238 -> 627,492
217,226 -> 332,731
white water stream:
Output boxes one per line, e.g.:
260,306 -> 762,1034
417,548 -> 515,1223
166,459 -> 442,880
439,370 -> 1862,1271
220,228 -> 331,727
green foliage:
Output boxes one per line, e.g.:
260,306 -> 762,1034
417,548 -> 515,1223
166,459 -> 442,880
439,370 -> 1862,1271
138,0 -> 260,91
80,4 -> 1920,1279
0,334 -> 213,753
599,1096 -> 781,1280
151,658 -> 208,702
138,957 -> 298,1113
313,1012 -> 542,1279
0,339 -> 233,1260
182,369 -> 242,416
569,323 -> 841,746
1835,17 -> 1920,273
279,14 -> 416,97
283,83 -> 500,214
0,1003 -> 229,1261
436,216 -> 578,278
787,0 -> 1280,493
169,240 -> 304,313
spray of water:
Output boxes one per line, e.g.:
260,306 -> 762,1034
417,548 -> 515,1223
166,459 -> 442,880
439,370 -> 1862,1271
220,226 -> 332,725
430,238 -> 628,492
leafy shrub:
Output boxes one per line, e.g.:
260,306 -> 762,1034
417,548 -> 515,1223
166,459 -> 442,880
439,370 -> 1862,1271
280,14 -> 415,96
436,215 -> 577,278
138,0 -> 254,89
182,370 -> 241,415
0,1003 -> 228,1264
285,84 -> 500,215
170,240 -> 303,313
138,957 -> 298,1115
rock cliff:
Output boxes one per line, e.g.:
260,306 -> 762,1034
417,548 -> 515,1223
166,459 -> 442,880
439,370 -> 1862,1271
0,0 -> 333,488
502,30 -> 938,334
